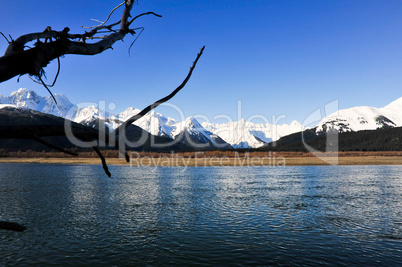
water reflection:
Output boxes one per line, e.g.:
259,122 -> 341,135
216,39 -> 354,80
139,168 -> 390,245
0,164 -> 401,266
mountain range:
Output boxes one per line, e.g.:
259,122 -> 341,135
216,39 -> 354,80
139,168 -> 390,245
0,88 -> 304,149
1,88 -> 401,150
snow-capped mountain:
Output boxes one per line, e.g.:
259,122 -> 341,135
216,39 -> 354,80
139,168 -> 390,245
3,88 -> 400,149
203,119 -> 304,148
72,108 -> 304,149
0,89 -> 232,148
0,88 -> 74,118
316,97 -> 402,134
0,89 -> 303,148
172,117 -> 232,148
120,109 -> 177,138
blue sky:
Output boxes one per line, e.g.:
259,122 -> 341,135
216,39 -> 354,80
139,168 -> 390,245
1,0 -> 401,124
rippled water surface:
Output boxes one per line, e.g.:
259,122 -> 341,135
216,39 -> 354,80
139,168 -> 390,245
1,164 -> 401,266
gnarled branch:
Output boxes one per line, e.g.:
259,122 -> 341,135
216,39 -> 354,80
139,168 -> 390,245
0,1 -> 161,85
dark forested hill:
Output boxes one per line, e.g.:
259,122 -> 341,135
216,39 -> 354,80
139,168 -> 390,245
260,127 -> 402,152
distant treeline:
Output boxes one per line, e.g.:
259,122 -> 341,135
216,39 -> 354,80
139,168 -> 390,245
1,126 -> 401,156
258,126 -> 402,152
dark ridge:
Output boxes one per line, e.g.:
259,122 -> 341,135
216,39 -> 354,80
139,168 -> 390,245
259,126 -> 402,152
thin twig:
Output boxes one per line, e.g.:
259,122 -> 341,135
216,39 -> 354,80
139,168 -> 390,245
82,2 -> 125,29
27,57 -> 61,91
38,75 -> 57,104
127,12 -> 162,27
128,27 -> 144,55
90,19 -> 104,24
0,32 -> 10,44
121,46 -> 205,128
51,57 -> 61,87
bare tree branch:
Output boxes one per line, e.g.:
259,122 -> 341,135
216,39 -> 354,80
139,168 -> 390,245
128,27 -> 144,54
128,12 -> 162,27
113,46 -> 206,159
83,2 -> 125,29
38,74 -> 57,104
0,1 -> 161,85
0,1 -> 204,177
118,46 -> 205,130
0,32 -> 11,44
27,57 -> 61,88
121,0 -> 135,30
0,1 -> 205,233
0,46 -> 205,177
92,145 -> 111,177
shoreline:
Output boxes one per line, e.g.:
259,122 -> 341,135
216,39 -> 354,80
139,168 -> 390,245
0,155 -> 401,166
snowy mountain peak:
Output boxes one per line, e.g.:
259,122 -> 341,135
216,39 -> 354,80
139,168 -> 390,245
169,116 -> 232,148
316,97 -> 402,134
185,116 -> 203,128
120,107 -> 141,118
132,111 -> 175,137
10,88 -> 41,105
171,116 -> 204,137
383,97 -> 402,111
0,89 -> 305,148
3,88 -> 399,149
10,88 -> 33,97
290,120 -> 301,127
1,88 -> 75,118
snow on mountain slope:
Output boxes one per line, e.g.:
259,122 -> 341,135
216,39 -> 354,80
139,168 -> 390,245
203,119 -> 304,148
100,107 -> 177,137
171,117 -> 231,148
74,105 -> 105,123
129,110 -> 176,137
172,117 -> 212,142
203,119 -> 267,148
0,88 -> 75,118
3,88 -> 401,149
316,97 -> 402,133
380,97 -> 402,126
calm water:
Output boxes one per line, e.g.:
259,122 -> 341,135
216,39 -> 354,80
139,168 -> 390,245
0,164 -> 401,266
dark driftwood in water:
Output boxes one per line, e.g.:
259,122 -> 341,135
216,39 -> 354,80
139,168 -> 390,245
0,220 -> 27,232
